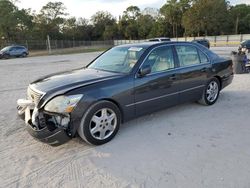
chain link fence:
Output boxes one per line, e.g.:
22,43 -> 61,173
0,39 -> 114,55
114,34 -> 250,47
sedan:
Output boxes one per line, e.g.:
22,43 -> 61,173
148,37 -> 171,42
17,42 -> 233,146
192,39 -> 210,49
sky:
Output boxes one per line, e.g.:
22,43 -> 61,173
17,0 -> 250,19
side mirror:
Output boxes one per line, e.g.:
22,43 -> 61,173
138,65 -> 151,77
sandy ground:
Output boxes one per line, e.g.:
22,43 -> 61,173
1,47 -> 250,188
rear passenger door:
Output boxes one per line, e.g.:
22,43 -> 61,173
174,44 -> 211,103
8,47 -> 16,56
10,47 -> 19,56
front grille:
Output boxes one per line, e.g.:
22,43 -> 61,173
27,86 -> 44,105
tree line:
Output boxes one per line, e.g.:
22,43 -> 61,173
0,0 -> 250,42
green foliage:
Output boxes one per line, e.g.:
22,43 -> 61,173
137,15 -> 154,39
119,6 -> 141,40
91,11 -> 117,40
182,0 -> 230,36
0,0 -> 250,42
228,4 -> 250,34
33,1 -> 68,39
0,0 -> 32,40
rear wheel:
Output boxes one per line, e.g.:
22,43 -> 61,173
77,101 -> 121,145
21,52 -> 27,58
198,78 -> 220,105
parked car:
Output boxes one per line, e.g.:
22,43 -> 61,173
192,39 -> 210,49
0,45 -> 29,59
17,41 -> 233,146
148,37 -> 171,42
239,40 -> 250,53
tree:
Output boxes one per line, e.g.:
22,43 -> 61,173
137,15 -> 155,39
229,4 -> 250,34
74,18 -> 93,40
182,0 -> 229,36
160,0 -> 181,38
0,0 -> 33,40
34,1 -> 68,39
40,1 -> 67,21
120,6 -> 141,39
0,0 -> 18,39
103,25 -> 118,40
61,17 -> 77,40
149,17 -> 172,38
91,11 -> 117,40
122,6 -> 141,20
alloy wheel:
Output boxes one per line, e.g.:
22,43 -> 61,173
206,81 -> 219,103
89,108 -> 117,140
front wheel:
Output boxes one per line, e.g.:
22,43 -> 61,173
77,101 -> 121,145
3,54 -> 10,59
198,78 -> 220,105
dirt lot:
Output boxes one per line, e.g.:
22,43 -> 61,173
1,47 -> 250,188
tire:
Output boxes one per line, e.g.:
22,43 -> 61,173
198,78 -> 220,106
77,101 -> 121,145
21,53 -> 27,58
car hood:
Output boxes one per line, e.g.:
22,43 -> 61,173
31,68 -> 123,94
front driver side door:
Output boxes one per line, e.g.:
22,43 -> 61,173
134,45 -> 180,116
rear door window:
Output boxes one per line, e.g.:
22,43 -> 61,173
198,50 -> 209,64
175,45 -> 200,67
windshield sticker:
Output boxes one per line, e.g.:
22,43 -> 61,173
128,47 -> 143,52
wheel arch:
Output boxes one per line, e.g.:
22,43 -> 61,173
214,75 -> 222,90
98,98 -> 124,123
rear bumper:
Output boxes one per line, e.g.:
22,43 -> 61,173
221,73 -> 234,90
17,99 -> 71,146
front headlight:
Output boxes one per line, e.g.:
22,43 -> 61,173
44,94 -> 83,113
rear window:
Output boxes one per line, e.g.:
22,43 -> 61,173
161,39 -> 171,41
198,50 -> 209,63
18,47 -> 25,50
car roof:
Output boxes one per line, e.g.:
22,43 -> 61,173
116,41 -> 198,49
192,39 -> 208,41
242,40 -> 250,43
5,45 -> 26,48
155,37 -> 170,39
116,41 -> 218,59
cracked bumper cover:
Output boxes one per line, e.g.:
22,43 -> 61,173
17,99 -> 71,146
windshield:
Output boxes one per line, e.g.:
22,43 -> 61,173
1,46 -> 11,52
88,46 -> 146,73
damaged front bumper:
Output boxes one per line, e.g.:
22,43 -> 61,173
17,99 -> 71,146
